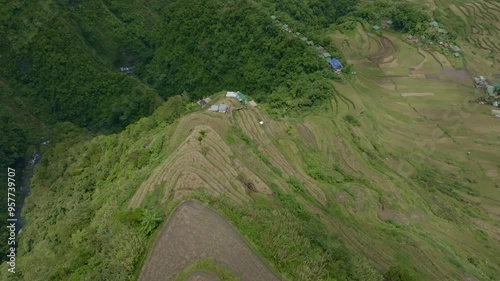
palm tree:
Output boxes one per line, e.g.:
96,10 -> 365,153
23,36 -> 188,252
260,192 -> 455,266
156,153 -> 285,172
140,209 -> 162,235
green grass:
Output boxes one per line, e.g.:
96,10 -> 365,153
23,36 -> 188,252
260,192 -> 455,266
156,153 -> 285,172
186,190 -> 384,281
381,36 -> 424,76
173,258 -> 239,281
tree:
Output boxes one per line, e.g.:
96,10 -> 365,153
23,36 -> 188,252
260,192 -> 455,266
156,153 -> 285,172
140,209 -> 162,236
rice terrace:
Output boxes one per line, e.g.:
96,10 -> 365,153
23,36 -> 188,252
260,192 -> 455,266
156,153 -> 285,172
1,0 -> 500,281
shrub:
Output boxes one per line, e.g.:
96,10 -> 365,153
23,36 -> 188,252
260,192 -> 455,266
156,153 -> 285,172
344,114 -> 361,127
384,265 -> 416,281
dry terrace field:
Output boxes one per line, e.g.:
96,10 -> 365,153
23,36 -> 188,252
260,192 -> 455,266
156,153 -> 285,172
138,200 -> 280,281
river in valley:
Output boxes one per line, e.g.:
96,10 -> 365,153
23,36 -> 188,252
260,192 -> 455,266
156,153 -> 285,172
15,146 -> 41,234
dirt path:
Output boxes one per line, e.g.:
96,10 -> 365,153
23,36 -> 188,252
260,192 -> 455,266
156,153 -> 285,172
138,200 -> 281,281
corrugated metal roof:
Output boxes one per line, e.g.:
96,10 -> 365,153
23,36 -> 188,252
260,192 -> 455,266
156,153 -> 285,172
450,45 -> 461,52
218,104 -> 228,111
329,58 -> 343,69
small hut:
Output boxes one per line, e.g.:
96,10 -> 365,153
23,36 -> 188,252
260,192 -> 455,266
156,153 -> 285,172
329,58 -> 343,72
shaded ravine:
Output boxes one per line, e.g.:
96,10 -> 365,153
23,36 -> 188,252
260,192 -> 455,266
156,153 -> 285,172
15,145 -> 41,234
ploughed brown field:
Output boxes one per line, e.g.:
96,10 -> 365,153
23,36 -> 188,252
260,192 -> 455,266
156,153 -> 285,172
138,200 -> 281,281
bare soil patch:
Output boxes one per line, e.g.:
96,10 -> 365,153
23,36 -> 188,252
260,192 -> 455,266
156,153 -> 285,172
401,93 -> 434,97
139,200 -> 281,281
379,59 -> 399,68
439,68 -> 471,81
369,37 -> 395,64
377,205 -> 410,225
377,79 -> 396,90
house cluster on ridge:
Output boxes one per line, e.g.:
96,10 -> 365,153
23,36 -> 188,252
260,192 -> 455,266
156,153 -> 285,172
206,91 -> 257,114
270,15 -> 342,66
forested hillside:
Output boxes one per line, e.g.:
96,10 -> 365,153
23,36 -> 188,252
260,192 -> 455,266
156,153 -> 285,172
0,1 -> 163,131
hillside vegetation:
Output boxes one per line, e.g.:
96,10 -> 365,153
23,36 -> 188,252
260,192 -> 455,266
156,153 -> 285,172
0,0 -> 349,261
1,0 -> 500,281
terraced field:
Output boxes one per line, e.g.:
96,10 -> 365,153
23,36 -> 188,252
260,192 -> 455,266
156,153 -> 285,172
129,111 -> 273,209
449,0 -> 500,72
319,25 -> 499,280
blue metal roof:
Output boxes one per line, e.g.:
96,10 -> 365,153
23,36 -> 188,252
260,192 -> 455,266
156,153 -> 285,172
329,58 -> 343,69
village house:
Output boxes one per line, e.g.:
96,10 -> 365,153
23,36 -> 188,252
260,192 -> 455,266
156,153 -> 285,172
196,97 -> 211,106
438,28 -> 447,34
208,103 -> 228,113
120,66 -> 135,75
329,58 -> 343,72
226,91 -> 249,104
487,85 -> 495,97
380,20 -> 393,28
474,76 -> 489,89
449,44 -> 461,53
315,46 -> 326,55
281,24 -> 291,32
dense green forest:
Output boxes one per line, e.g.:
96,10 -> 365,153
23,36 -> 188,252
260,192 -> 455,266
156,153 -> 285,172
0,82 -> 42,261
0,0 -> 482,280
